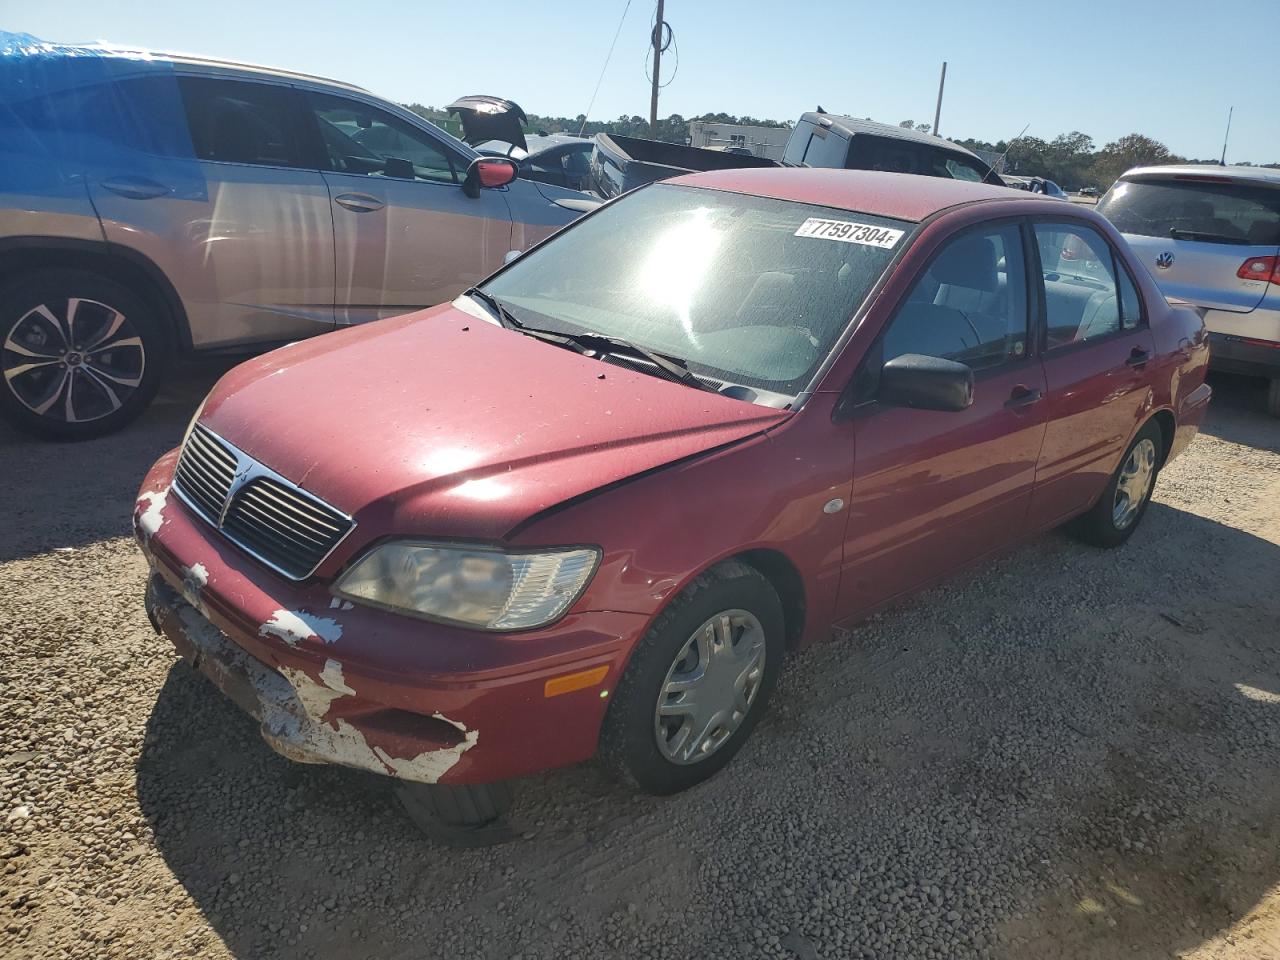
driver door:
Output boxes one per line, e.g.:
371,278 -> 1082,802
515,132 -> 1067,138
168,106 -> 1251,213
837,221 -> 1049,619
304,91 -> 513,325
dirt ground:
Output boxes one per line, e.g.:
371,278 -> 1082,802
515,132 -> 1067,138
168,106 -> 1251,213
1,366 -> 1278,960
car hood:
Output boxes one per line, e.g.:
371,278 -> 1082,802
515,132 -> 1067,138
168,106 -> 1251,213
199,304 -> 788,542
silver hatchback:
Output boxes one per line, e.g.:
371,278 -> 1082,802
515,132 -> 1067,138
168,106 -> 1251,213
0,35 -> 594,439
1097,165 -> 1280,416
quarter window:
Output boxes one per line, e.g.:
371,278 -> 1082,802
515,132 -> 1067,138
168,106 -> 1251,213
1034,223 -> 1140,347
308,93 -> 460,183
177,77 -> 305,168
881,223 -> 1028,370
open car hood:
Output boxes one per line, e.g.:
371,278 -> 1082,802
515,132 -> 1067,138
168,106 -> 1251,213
446,95 -> 527,152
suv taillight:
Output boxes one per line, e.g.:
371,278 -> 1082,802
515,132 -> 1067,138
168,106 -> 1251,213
1237,256 -> 1280,286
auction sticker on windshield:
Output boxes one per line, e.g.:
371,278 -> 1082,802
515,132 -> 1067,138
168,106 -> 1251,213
794,218 -> 904,248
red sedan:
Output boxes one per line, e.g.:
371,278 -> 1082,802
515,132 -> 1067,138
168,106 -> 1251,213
135,169 -> 1210,826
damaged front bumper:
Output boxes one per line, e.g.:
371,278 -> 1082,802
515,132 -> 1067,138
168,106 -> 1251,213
134,450 -> 647,786
146,575 -> 479,782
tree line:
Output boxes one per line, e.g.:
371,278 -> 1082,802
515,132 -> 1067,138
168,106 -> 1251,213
405,104 -> 1275,190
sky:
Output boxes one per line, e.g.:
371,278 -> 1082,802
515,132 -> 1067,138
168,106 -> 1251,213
5,0 -> 1275,164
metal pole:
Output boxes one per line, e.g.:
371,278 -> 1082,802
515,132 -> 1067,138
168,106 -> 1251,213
1220,106 -> 1233,166
932,61 -> 947,136
650,0 -> 665,134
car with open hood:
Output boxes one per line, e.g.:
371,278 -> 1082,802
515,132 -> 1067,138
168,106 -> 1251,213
135,168 -> 1210,833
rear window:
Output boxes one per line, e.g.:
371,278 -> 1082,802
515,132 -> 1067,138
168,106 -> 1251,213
801,127 -> 850,168
1098,177 -> 1280,246
847,137 -> 990,182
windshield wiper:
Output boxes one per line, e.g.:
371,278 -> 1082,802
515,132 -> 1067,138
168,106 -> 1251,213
1169,228 -> 1249,245
465,288 -> 714,393
569,331 -> 715,392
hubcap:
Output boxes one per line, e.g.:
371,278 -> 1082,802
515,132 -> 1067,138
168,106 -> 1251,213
1113,438 -> 1157,529
2,298 -> 145,423
654,609 -> 766,765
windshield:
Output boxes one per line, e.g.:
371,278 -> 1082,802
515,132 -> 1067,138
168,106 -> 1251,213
1098,177 -> 1280,245
481,184 -> 910,398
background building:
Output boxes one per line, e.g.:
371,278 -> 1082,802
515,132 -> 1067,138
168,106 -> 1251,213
687,120 -> 790,160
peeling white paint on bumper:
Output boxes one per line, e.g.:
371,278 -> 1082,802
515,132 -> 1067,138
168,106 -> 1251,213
153,586 -> 477,785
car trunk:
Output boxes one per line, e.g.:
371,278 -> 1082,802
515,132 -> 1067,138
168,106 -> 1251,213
446,95 -> 528,152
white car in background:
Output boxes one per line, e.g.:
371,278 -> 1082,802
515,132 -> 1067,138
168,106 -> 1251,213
1098,165 -> 1280,416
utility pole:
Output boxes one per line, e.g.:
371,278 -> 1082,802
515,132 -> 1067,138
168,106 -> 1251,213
932,61 -> 947,137
649,0 -> 665,134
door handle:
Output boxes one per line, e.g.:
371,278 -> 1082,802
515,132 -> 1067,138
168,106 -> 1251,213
334,193 -> 385,213
1125,347 -> 1151,368
1004,385 -> 1043,409
99,176 -> 171,200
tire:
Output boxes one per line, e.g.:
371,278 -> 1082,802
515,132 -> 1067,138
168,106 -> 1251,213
1067,420 -> 1163,548
0,269 -> 165,440
599,560 -> 785,795
1267,378 -> 1280,419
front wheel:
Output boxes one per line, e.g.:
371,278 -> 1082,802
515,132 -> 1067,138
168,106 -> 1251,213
599,561 -> 785,795
0,270 -> 165,440
1267,378 -> 1280,419
1068,421 -> 1162,548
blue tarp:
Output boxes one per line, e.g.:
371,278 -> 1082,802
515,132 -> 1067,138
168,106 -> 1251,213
0,31 -> 204,201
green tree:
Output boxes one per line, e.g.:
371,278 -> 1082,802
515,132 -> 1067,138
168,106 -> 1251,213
1091,133 -> 1182,189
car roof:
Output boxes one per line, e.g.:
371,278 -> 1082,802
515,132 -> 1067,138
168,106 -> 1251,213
1120,163 -> 1280,187
669,168 -> 1034,222
798,113 -> 982,159
16,38 -> 373,95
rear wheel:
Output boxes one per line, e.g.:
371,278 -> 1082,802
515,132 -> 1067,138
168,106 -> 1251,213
1068,421 -> 1162,548
0,270 -> 165,440
599,561 -> 784,795
1267,378 -> 1280,419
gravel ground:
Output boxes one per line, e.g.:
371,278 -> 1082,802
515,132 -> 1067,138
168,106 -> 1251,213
1,368 -> 1278,960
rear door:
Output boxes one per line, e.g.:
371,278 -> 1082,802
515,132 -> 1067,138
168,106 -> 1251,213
1026,220 -> 1156,529
86,73 -> 337,348
303,90 -> 513,325
1098,173 -> 1280,313
838,220 -> 1048,617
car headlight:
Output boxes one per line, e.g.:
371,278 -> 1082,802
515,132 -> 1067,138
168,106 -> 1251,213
334,542 -> 600,631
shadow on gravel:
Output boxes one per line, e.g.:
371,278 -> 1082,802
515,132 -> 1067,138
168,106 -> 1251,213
0,359 -> 235,563
135,501 -> 1280,960
1201,371 -> 1279,454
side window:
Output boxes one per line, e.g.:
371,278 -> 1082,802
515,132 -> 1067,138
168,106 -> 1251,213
563,147 -> 591,178
881,223 -> 1028,370
307,92 -> 459,183
1034,223 -> 1130,348
177,77 -> 305,168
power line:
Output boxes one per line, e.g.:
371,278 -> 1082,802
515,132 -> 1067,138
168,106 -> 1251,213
579,0 -> 634,136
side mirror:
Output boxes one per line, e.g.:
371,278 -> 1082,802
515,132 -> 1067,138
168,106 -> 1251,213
463,157 -> 518,198
879,354 -> 974,412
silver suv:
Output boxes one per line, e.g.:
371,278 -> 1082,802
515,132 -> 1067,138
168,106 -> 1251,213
1097,165 -> 1280,416
0,39 -> 593,439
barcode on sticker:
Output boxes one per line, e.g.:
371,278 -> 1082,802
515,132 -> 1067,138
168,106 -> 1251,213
794,218 -> 904,248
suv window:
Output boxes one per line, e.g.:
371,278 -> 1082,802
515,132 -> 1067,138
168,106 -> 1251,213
881,223 -> 1028,370
1034,223 -> 1141,347
1098,177 -> 1280,246
308,92 -> 460,183
177,77 -> 305,168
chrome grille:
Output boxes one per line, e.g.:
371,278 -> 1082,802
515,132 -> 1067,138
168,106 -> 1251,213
174,425 -> 237,522
171,424 -> 355,580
